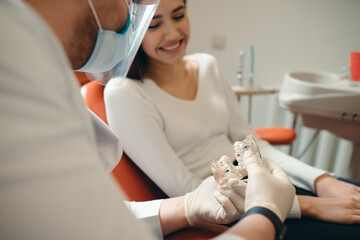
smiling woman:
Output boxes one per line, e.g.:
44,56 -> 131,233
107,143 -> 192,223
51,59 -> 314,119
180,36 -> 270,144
127,0 -> 187,80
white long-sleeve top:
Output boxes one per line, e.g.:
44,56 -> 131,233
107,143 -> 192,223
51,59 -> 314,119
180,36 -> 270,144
105,53 -> 328,199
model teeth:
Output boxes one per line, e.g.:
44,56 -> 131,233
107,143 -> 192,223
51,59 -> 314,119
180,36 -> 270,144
162,42 -> 180,50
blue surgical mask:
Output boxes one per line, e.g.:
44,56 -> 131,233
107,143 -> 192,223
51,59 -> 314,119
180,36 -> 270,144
78,0 -> 160,84
77,0 -> 133,73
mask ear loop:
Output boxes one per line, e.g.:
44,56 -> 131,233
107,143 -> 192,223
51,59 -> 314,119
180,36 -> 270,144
122,0 -> 132,33
87,0 -> 103,31
124,0 -> 130,9
85,0 -> 104,83
118,0 -> 132,35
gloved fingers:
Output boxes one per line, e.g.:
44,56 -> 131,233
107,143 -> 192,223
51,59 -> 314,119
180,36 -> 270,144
214,190 -> 239,218
243,150 -> 263,175
228,178 -> 247,197
219,187 -> 245,213
263,158 -> 291,181
235,165 -> 248,178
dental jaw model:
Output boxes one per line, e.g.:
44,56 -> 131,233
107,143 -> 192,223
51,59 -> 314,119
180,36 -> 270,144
212,134 -> 263,187
234,134 -> 263,168
211,155 -> 243,186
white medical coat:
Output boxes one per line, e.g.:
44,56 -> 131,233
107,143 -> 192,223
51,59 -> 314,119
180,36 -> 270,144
0,0 -> 162,239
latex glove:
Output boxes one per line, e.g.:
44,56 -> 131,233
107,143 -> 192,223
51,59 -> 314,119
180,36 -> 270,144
243,151 -> 295,222
184,175 -> 244,225
210,155 -> 247,214
218,178 -> 247,214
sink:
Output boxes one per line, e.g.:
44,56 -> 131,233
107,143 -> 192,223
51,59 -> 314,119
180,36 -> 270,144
280,71 -> 360,123
288,71 -> 340,84
279,70 -> 360,179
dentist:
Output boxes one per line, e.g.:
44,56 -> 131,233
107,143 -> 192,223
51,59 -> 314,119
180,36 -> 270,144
0,0 -> 294,239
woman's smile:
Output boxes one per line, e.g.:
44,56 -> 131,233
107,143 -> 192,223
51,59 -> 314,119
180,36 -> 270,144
159,39 -> 183,54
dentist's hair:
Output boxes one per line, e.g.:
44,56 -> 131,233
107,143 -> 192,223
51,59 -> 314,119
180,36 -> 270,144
127,0 -> 187,81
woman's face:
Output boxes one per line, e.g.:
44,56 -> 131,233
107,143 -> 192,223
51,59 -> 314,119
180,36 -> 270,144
141,0 -> 190,65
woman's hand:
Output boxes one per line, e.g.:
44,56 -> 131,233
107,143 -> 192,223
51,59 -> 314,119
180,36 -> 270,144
298,195 -> 360,224
315,174 -> 360,198
297,174 -> 360,224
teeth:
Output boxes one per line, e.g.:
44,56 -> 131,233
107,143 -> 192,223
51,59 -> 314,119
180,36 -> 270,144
162,41 -> 180,50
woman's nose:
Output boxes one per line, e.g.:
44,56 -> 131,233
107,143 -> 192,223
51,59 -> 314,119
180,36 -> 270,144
163,21 -> 180,40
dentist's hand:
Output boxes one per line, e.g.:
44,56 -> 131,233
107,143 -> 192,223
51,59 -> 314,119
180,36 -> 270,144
244,151 -> 295,222
218,178 -> 247,214
184,175 -> 246,225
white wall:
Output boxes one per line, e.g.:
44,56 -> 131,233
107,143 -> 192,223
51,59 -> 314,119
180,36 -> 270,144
187,0 -> 360,86
186,0 -> 360,177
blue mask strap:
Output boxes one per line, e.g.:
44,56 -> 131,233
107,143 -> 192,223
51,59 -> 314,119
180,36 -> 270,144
119,13 -> 131,35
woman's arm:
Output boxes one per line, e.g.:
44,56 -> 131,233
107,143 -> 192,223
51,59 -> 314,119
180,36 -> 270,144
257,141 -> 329,192
104,79 -> 202,197
315,174 -> 360,197
298,194 -> 360,224
214,54 -> 329,193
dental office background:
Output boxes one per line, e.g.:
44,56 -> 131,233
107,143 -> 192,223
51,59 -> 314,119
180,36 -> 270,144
186,0 -> 360,177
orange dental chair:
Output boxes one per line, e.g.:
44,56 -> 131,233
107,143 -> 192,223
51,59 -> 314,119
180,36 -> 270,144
254,127 -> 296,146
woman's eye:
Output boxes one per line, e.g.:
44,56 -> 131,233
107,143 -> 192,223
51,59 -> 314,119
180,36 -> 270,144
149,23 -> 160,29
173,14 -> 184,20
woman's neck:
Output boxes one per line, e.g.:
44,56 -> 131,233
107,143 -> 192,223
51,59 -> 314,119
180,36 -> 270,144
146,59 -> 186,85
145,57 -> 199,100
